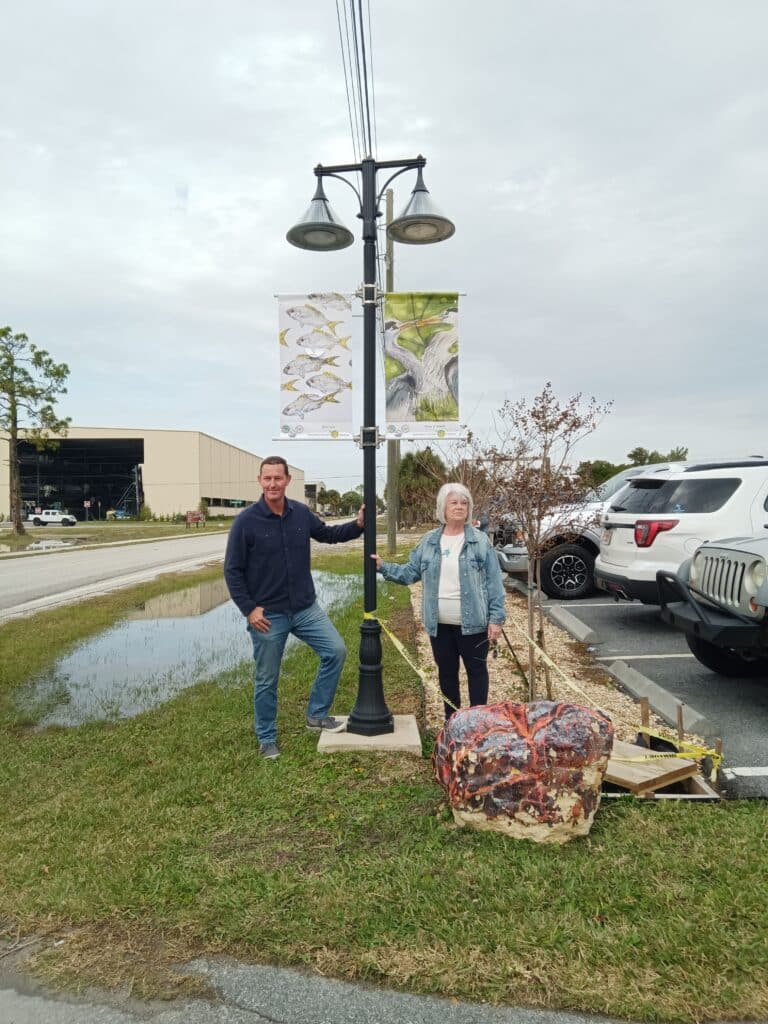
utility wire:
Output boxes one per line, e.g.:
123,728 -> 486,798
335,0 -> 360,163
366,0 -> 378,157
356,0 -> 374,157
348,0 -> 369,156
334,0 -> 378,167
338,0 -> 364,160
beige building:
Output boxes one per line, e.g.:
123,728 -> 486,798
0,426 -> 305,520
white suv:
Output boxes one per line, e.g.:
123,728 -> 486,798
595,461 -> 768,604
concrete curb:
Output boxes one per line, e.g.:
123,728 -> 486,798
505,577 -> 599,645
605,659 -> 713,737
505,577 -> 547,600
546,606 -> 599,645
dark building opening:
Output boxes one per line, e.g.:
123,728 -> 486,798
18,438 -> 145,520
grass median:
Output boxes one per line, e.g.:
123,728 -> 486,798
0,550 -> 766,1022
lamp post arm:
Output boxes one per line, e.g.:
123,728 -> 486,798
376,164 -> 423,209
314,169 -> 363,212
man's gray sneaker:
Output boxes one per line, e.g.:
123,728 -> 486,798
259,742 -> 280,759
306,715 -> 347,733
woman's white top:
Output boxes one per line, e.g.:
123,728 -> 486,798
437,530 -> 465,625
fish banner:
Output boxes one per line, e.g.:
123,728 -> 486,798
382,292 -> 463,439
277,293 -> 355,439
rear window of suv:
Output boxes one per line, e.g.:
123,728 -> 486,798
611,478 -> 741,515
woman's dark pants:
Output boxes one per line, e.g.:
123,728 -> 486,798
429,624 -> 489,719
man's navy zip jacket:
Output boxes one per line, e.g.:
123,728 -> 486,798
224,496 -> 363,617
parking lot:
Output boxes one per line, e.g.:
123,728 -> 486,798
542,591 -> 768,800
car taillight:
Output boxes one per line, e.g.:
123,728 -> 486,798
634,519 -> 679,548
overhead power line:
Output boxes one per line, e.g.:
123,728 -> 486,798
335,0 -> 378,161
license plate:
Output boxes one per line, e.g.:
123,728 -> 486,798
602,528 -> 612,546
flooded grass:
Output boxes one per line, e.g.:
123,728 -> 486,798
13,573 -> 361,727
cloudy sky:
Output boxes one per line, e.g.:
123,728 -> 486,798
2,1 -> 766,491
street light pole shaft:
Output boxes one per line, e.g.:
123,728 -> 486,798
346,156 -> 394,736
361,157 -> 377,613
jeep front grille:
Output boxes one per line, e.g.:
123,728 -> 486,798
699,552 -> 747,608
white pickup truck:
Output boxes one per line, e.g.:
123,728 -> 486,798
26,509 -> 77,526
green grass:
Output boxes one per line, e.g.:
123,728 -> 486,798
0,554 -> 767,1020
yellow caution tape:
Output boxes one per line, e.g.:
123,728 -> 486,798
635,727 -> 723,776
504,621 -> 595,704
370,609 -> 723,778
507,621 -> 723,777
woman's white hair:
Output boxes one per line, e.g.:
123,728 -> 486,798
435,482 -> 474,525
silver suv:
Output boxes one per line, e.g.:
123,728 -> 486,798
658,534 -> 768,678
494,463 -> 679,600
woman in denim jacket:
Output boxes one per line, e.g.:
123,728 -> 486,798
372,482 -> 506,719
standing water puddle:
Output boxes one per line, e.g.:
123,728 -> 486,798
1,539 -> 79,553
15,572 -> 362,728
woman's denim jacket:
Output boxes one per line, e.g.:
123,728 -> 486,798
378,525 -> 506,637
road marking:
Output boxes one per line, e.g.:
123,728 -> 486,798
596,653 -> 695,661
722,767 -> 768,779
550,602 -> 630,608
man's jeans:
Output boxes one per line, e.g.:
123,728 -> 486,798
247,601 -> 346,744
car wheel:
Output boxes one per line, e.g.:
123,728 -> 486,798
32,518 -> 42,526
539,544 -> 595,600
686,635 -> 768,678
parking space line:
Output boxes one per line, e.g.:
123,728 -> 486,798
723,767 -> 768,778
549,602 -> 629,608
595,653 -> 694,661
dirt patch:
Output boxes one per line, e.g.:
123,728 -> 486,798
1,920 -> 216,1005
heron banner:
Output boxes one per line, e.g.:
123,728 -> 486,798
381,292 -> 462,439
277,293 -> 355,439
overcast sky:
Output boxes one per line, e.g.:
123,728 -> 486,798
2,1 -> 766,492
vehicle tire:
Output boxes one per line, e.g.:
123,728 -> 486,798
539,544 -> 595,600
32,518 -> 42,526
686,634 -> 768,678
64,520 -> 75,526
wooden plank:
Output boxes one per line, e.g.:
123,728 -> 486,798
604,739 -> 700,795
640,698 -> 650,748
602,771 -> 721,802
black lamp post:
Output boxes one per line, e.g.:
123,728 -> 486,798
287,155 -> 455,735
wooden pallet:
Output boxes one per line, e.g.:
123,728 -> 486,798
604,739 -> 701,795
602,771 -> 721,801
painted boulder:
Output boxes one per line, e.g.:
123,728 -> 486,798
433,701 -> 614,843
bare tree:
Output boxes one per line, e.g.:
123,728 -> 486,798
474,384 -> 611,698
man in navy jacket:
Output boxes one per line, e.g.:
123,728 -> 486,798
224,455 -> 364,759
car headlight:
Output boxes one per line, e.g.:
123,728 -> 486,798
689,551 -> 704,584
746,559 -> 767,590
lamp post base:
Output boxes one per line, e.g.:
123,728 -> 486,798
346,617 -> 394,735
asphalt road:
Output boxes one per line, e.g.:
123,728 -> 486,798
546,593 -> 768,799
0,957 -> 703,1024
0,531 -> 229,621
